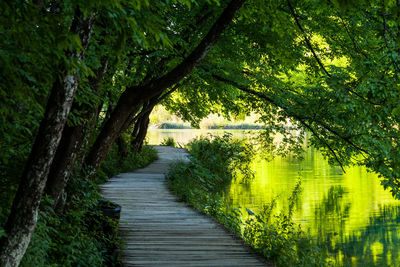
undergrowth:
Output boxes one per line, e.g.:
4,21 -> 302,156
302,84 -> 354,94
21,184 -> 106,266
160,137 -> 177,147
0,145 -> 158,266
96,145 -> 158,183
167,135 -> 328,266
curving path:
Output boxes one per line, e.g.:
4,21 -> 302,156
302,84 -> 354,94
100,146 -> 269,266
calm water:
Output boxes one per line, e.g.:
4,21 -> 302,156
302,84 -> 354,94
148,129 -> 400,266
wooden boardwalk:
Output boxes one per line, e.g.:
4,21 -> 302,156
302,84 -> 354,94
101,146 -> 269,266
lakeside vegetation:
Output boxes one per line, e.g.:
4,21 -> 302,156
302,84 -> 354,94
160,137 -> 178,147
167,135 -> 327,266
152,122 -> 264,129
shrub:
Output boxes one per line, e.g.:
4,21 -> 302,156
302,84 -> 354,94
186,133 -> 255,182
96,145 -> 157,183
21,184 -> 105,266
160,137 -> 177,147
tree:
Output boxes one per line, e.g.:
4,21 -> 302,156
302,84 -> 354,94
159,0 -> 400,199
0,3 -> 95,265
85,0 -> 246,176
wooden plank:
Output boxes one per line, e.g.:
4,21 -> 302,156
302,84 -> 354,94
100,146 -> 270,266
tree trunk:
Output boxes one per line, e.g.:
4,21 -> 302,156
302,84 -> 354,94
116,136 -> 128,158
0,12 -> 94,267
44,120 -> 85,204
131,109 -> 152,152
130,92 -> 169,151
105,92 -> 114,120
130,115 -> 141,147
85,0 -> 245,176
74,102 -> 103,172
44,58 -> 107,207
85,97 -> 142,177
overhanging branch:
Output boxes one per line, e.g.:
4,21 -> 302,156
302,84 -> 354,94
287,0 -> 382,106
127,0 -> 246,101
210,72 -> 371,169
287,0 -> 331,77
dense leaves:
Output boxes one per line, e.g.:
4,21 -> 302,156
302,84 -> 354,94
163,0 -> 400,198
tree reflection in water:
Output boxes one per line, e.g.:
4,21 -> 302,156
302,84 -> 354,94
314,187 -> 400,266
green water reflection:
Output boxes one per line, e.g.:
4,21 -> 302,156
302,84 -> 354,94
148,129 -> 400,266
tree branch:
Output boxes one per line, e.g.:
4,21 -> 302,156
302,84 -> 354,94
287,0 -> 383,106
287,0 -> 331,77
210,73 -> 370,163
132,81 -> 185,124
85,0 -> 246,175
129,0 -> 246,100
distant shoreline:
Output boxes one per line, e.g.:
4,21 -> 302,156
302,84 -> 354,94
149,122 -> 265,130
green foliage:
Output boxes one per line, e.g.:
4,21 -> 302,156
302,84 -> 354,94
168,134 -> 255,207
160,137 -> 177,147
20,181 -> 121,266
0,146 -> 157,266
168,160 -> 222,206
154,122 -> 192,129
167,136 -> 327,266
154,0 -> 400,198
186,133 -> 255,182
21,184 -> 105,267
96,144 -> 158,183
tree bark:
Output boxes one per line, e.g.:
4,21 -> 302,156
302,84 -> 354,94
131,109 -> 152,152
116,136 -> 128,158
130,89 -> 175,151
0,11 -> 94,267
130,114 -> 141,147
44,58 -> 107,207
44,119 -> 85,204
85,0 -> 245,176
74,102 -> 103,171
85,97 -> 142,177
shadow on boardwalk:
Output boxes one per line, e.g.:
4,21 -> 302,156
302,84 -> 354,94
101,146 -> 270,266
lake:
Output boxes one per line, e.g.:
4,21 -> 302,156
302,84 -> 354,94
147,129 -> 400,266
